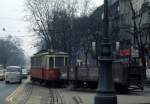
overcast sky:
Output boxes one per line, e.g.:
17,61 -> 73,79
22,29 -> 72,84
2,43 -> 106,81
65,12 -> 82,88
0,0 -> 103,56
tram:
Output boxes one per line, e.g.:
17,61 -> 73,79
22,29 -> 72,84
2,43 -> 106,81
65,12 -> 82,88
30,49 -> 69,83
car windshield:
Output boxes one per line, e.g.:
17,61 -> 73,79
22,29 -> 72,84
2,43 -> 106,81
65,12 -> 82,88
6,68 -> 20,72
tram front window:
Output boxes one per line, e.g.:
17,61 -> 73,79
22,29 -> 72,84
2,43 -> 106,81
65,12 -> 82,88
55,57 -> 64,67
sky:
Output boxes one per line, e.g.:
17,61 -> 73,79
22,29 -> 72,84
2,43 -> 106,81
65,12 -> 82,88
0,0 -> 103,56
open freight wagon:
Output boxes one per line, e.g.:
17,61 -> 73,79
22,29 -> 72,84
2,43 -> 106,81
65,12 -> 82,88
68,61 -> 143,92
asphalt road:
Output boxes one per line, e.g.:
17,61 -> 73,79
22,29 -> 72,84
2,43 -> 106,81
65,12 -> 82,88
0,80 -> 18,104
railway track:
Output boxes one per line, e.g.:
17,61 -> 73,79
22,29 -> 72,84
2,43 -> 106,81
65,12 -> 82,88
48,88 -> 64,104
19,83 -> 33,104
72,96 -> 84,104
48,88 -> 84,104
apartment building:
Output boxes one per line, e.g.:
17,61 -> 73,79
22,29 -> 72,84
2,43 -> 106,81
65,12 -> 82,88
91,0 -> 150,48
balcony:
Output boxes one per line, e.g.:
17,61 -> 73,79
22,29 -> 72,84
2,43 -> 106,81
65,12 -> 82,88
142,1 -> 150,12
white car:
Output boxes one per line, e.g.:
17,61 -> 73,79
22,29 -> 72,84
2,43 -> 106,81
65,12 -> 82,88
5,66 -> 22,84
22,69 -> 28,79
146,67 -> 150,82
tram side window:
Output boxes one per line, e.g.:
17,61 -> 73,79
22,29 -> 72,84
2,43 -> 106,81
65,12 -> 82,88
31,57 -> 42,68
55,57 -> 64,67
49,57 -> 54,68
31,57 -> 36,67
31,58 -> 34,67
36,57 -> 42,68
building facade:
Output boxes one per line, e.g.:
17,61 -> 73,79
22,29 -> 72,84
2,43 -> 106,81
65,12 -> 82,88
91,0 -> 150,63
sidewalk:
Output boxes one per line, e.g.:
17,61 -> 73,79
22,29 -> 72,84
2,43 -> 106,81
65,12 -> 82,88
6,80 -> 150,104
62,90 -> 150,104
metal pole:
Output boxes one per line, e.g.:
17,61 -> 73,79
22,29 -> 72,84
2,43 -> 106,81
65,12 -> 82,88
94,0 -> 117,103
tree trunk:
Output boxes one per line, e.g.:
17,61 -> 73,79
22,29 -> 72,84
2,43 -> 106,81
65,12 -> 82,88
85,52 -> 88,66
141,52 -> 146,82
140,48 -> 146,83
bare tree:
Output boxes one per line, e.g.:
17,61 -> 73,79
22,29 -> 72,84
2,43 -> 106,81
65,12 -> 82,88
0,37 -> 25,68
25,0 -> 94,65
128,1 -> 150,81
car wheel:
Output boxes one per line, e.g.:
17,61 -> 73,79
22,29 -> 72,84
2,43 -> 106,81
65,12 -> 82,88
5,81 -> 9,84
18,80 -> 22,84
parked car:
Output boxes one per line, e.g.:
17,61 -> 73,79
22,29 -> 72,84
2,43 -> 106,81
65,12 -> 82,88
0,70 -> 4,80
22,68 -> 28,79
5,66 -> 22,84
0,65 -> 4,80
146,66 -> 150,82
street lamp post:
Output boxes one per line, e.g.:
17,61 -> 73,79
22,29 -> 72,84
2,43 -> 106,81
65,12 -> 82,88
94,0 -> 117,104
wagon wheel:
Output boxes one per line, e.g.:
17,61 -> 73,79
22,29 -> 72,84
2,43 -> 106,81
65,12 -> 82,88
114,83 -> 129,93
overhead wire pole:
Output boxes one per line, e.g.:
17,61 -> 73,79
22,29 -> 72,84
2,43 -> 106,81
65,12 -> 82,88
94,0 -> 117,104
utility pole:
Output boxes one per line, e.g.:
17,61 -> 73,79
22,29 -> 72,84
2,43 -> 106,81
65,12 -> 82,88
94,0 -> 117,103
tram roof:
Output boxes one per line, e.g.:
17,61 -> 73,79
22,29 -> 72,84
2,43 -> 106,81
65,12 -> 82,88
32,49 -> 69,57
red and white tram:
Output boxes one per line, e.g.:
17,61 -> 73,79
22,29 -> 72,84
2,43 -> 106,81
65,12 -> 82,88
30,49 -> 69,83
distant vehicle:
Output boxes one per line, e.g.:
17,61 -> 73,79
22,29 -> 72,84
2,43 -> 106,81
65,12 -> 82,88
0,70 -> 4,80
5,66 -> 22,84
146,66 -> 150,82
22,69 -> 28,79
0,65 -> 4,80
0,65 -> 2,70
0,71 -> 4,80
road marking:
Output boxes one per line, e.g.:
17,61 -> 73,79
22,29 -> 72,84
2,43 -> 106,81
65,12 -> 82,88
5,84 -> 22,104
5,82 -> 27,104
5,79 -> 30,104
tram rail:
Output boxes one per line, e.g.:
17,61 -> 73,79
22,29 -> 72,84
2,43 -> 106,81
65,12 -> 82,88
48,88 -> 64,104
